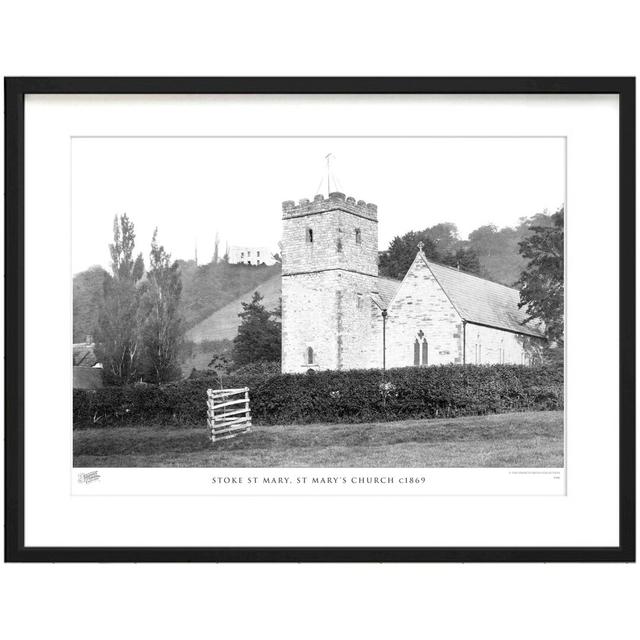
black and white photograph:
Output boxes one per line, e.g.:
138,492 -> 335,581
2,4 -> 639,639
72,136 -> 565,471
5,78 -> 632,563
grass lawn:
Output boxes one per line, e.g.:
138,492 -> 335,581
73,410 -> 564,468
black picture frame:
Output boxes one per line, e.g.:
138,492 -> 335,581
4,77 -> 635,563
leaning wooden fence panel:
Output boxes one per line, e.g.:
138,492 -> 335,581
207,387 -> 251,442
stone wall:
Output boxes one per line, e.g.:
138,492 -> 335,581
464,323 -> 531,365
280,194 -> 539,373
282,271 -> 338,372
335,271 -> 385,370
281,192 -> 381,373
281,270 -> 382,372
281,192 -> 378,277
385,253 -> 464,368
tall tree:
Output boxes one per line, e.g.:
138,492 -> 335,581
379,232 -> 441,279
231,291 -> 281,366
94,214 -> 145,384
423,222 -> 459,255
516,207 -> 564,345
212,231 -> 220,264
467,213 -> 555,286
139,229 -> 184,383
108,213 -> 145,282
441,245 -> 482,274
73,266 -> 109,343
378,224 -> 482,280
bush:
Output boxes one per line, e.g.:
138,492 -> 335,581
230,360 -> 282,377
73,363 -> 563,429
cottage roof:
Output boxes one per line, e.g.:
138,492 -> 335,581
73,342 -> 98,367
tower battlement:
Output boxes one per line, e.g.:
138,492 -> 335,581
282,192 -> 378,221
281,187 -> 379,373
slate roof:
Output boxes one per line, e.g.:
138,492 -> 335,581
73,342 -> 98,367
425,258 -> 544,338
373,277 -> 402,309
370,256 -> 544,339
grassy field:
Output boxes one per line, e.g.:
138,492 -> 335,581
73,410 -> 563,468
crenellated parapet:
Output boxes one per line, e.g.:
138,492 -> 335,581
280,187 -> 380,373
282,192 -> 378,221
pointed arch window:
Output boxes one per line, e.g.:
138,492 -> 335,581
475,333 -> 481,364
307,346 -> 314,365
413,330 -> 428,366
355,228 -> 362,244
306,228 -> 314,243
421,339 -> 429,366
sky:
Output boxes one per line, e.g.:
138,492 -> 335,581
71,136 -> 565,274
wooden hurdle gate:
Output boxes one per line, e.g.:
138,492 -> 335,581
206,387 -> 251,442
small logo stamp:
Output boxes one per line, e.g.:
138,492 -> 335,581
78,470 -> 101,484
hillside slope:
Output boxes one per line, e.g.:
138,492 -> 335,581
73,261 -> 280,342
179,261 -> 281,330
185,272 -> 282,343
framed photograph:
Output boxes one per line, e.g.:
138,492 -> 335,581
4,77 -> 635,562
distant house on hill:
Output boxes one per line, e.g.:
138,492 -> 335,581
228,245 -> 276,266
73,336 -> 103,389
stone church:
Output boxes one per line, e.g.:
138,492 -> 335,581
280,191 -> 544,374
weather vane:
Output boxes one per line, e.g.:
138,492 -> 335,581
325,153 -> 334,195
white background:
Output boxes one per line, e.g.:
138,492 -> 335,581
27,94 -> 608,545
1,2 -> 638,639
71,135 -> 565,273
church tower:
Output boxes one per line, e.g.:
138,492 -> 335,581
281,192 -> 379,373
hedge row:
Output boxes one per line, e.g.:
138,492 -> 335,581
73,363 -> 563,429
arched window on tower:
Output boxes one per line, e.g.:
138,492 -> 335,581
307,346 -> 314,365
355,228 -> 362,244
306,228 -> 313,243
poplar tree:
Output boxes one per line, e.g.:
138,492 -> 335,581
139,229 -> 184,383
213,231 -> 220,264
94,214 -> 145,384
